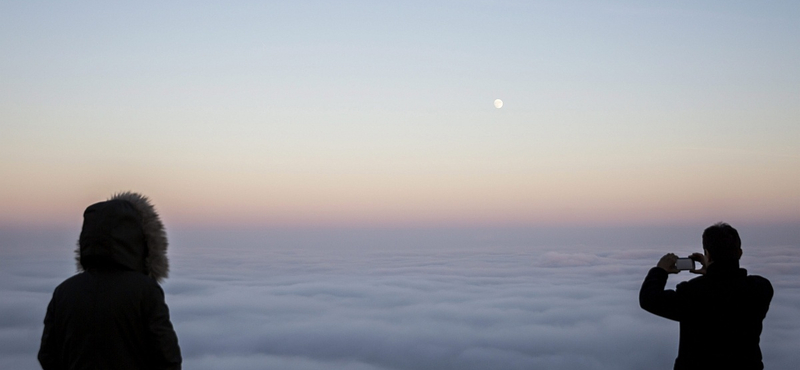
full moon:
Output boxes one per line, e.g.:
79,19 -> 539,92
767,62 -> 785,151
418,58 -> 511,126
494,99 -> 503,109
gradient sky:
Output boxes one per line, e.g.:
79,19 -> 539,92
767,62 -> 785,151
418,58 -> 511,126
2,1 -> 798,227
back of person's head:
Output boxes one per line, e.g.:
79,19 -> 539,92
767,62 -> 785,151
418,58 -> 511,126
77,192 -> 170,282
702,222 -> 741,263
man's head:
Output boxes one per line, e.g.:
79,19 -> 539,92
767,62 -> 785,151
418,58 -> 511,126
702,222 -> 742,263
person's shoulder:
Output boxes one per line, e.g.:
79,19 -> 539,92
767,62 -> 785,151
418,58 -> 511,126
49,272 -> 97,298
97,271 -> 166,303
114,271 -> 168,304
54,271 -> 89,289
676,274 -> 707,291
745,274 -> 773,291
116,270 -> 163,289
746,273 -> 770,283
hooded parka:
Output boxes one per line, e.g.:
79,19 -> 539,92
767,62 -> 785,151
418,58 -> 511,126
38,192 -> 182,370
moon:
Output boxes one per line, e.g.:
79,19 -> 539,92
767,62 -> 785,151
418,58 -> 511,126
494,99 -> 503,109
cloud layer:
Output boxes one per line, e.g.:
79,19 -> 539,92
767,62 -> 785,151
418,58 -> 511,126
2,227 -> 798,369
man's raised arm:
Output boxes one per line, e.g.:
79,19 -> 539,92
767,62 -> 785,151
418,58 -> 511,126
639,254 -> 682,321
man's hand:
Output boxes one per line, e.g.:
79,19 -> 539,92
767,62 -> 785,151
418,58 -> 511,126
689,252 -> 707,275
657,253 -> 680,274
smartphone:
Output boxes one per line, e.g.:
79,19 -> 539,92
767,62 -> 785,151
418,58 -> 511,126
675,258 -> 695,271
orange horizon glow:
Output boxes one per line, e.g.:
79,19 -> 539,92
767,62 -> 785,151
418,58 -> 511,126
2,172 -> 797,229
1,149 -> 798,228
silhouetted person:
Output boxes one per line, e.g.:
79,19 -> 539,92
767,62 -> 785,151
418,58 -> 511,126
38,192 -> 182,370
640,223 -> 773,370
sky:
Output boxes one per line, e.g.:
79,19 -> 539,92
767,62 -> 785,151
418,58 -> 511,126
1,0 -> 798,228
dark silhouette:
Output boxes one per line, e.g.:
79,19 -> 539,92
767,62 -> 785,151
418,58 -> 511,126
640,223 -> 773,370
38,192 -> 182,370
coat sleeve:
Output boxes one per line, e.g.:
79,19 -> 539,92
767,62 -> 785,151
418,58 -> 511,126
144,283 -> 182,370
639,267 -> 682,321
38,290 -> 63,370
752,275 -> 774,319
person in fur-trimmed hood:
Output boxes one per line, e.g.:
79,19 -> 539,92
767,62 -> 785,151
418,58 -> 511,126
38,192 -> 182,370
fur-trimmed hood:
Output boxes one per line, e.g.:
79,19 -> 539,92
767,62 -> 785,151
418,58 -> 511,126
76,192 -> 169,282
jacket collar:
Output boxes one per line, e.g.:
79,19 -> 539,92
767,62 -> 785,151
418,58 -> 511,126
706,260 -> 746,278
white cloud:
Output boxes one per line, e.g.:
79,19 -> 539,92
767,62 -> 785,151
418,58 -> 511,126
2,227 -> 799,370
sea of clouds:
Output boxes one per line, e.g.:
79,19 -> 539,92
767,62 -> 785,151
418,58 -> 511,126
2,226 -> 798,370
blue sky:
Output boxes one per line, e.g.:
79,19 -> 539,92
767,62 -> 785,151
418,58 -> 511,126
1,1 -> 798,227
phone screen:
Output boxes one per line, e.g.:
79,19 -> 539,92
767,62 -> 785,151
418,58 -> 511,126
675,258 -> 695,271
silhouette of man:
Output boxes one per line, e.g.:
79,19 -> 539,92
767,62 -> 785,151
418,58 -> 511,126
639,223 -> 773,370
38,192 -> 182,370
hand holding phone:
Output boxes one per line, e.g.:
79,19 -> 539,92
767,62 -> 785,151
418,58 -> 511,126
689,252 -> 707,275
657,253 -> 680,273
